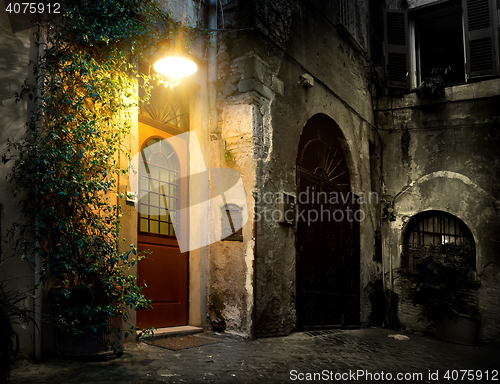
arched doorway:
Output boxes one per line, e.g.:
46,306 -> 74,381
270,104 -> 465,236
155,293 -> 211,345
135,72 -> 190,329
136,120 -> 189,329
296,114 -> 360,330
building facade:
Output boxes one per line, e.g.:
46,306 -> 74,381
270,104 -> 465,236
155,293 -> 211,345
376,0 -> 500,343
1,0 -> 499,359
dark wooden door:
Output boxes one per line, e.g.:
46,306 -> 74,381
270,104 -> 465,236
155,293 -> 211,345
296,114 -> 360,330
137,120 -> 188,329
296,168 -> 360,329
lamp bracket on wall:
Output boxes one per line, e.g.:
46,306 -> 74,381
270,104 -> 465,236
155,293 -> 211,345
298,73 -> 314,88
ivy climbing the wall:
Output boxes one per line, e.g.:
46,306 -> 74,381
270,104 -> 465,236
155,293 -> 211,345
2,0 -> 198,351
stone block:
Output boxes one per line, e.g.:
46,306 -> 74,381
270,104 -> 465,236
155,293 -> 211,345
242,56 -> 266,83
447,83 -> 473,102
272,75 -> 284,95
221,104 -> 255,140
473,78 -> 500,99
238,79 -> 274,100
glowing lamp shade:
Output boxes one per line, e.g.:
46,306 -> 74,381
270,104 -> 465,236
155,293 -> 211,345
153,56 -> 197,78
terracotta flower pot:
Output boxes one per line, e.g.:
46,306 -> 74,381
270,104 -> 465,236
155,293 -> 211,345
54,315 -> 123,358
52,287 -> 124,358
436,313 -> 480,346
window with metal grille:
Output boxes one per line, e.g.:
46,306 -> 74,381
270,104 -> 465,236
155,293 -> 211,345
333,0 -> 365,53
138,138 -> 179,237
337,0 -> 351,31
403,211 -> 476,270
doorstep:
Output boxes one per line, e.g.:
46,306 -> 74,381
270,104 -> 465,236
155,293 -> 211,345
141,325 -> 203,340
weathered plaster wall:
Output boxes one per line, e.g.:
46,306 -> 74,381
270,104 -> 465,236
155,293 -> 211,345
377,79 -> 500,342
405,0 -> 441,9
205,0 -> 287,337
211,0 -> 379,336
208,101 -> 258,336
159,0 -> 204,26
0,11 -> 36,356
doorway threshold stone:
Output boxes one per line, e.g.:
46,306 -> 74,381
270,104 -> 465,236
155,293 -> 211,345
142,326 -> 203,340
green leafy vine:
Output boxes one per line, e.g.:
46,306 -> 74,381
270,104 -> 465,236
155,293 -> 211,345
2,0 -> 198,346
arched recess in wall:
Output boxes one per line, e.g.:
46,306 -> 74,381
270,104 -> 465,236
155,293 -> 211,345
403,210 -> 476,271
393,171 -> 499,272
295,113 -> 360,330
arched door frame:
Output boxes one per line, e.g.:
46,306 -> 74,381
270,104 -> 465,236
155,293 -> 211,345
136,118 -> 189,329
295,113 -> 361,330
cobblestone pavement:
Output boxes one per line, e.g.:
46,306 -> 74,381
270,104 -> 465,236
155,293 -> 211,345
9,327 -> 500,383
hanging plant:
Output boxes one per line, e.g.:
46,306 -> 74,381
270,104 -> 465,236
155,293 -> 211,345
2,0 -> 198,351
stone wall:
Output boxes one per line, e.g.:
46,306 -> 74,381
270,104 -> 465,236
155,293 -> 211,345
376,79 -> 500,342
478,263 -> 500,343
208,100 -> 259,336
0,11 -> 37,357
211,0 -> 379,337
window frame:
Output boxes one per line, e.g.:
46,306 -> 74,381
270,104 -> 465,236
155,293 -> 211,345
138,137 -> 181,239
384,0 -> 500,90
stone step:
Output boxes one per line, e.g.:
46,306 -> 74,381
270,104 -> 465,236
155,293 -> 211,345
141,326 -> 203,340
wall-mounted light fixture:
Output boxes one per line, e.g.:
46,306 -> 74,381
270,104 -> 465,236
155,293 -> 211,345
150,37 -> 198,82
153,55 -> 197,78
298,73 -> 314,88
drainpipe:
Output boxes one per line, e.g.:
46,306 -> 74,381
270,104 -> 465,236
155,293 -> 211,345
208,0 -> 217,135
34,21 -> 46,361
34,213 -> 42,363
206,0 -> 217,328
381,218 -> 386,291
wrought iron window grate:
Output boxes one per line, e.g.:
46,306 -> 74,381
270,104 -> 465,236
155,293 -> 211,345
404,211 -> 476,270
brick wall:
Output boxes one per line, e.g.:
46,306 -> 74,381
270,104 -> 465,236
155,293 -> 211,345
394,279 -> 432,332
478,263 -> 500,343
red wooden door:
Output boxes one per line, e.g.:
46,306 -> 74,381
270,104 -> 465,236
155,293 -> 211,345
137,120 -> 188,329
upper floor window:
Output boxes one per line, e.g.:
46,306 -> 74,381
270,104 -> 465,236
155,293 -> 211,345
384,0 -> 500,89
332,0 -> 367,53
336,0 -> 353,33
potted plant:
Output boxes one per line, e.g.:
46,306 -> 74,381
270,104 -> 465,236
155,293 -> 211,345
0,277 -> 31,381
416,76 -> 446,100
49,245 -> 148,357
399,243 -> 480,345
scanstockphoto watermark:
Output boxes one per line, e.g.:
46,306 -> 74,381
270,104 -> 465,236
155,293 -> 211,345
252,188 -> 379,225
